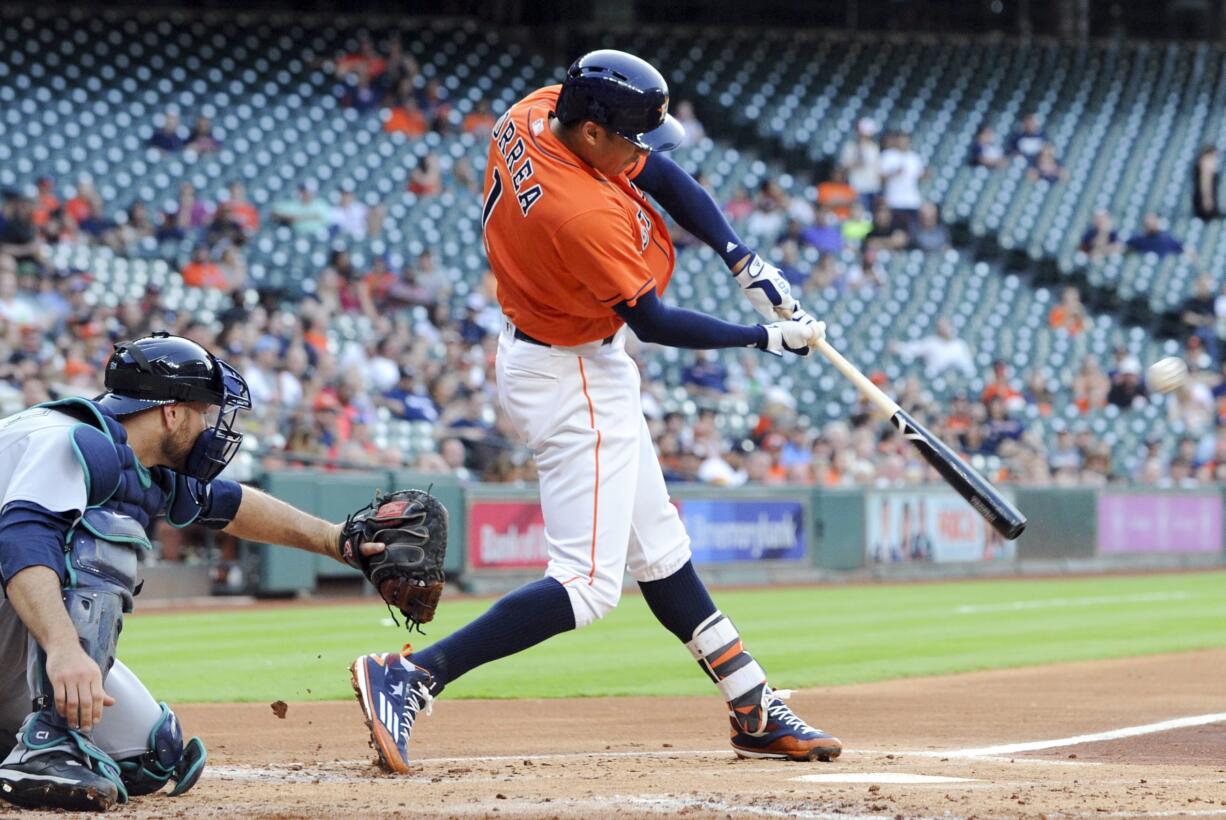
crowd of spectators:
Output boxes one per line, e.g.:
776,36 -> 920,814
4,48 -> 1225,499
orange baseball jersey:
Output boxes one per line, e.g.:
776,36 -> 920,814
481,85 -> 676,346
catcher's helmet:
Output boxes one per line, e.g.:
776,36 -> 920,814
98,331 -> 251,483
555,49 -> 684,153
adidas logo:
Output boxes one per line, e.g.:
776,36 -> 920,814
377,692 -> 401,742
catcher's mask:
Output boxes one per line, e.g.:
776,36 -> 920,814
97,331 -> 252,485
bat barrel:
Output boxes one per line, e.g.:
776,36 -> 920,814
892,409 -> 1027,540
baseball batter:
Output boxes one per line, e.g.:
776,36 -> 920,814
352,50 -> 841,771
0,332 -> 382,811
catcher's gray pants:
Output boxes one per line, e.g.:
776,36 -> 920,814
0,599 -> 163,759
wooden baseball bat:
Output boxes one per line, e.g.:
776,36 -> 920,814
814,338 -> 1027,540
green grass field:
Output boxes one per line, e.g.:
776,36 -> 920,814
121,571 -> 1226,703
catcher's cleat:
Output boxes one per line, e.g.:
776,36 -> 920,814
0,750 -> 120,811
350,647 -> 434,774
728,688 -> 842,762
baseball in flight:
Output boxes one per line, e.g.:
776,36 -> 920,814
1146,357 -> 1188,394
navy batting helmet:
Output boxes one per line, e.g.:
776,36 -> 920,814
555,49 -> 684,153
98,331 -> 251,483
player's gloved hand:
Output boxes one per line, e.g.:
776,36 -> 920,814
732,253 -> 799,321
758,312 -> 826,357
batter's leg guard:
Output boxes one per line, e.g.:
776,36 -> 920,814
116,703 -> 206,797
686,612 -> 842,762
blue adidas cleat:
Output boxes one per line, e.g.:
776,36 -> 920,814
349,648 -> 435,774
728,686 -> 842,762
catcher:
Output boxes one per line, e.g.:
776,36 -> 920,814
0,332 -> 408,812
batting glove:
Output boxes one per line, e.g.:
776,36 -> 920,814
759,313 -> 826,357
733,253 -> 799,321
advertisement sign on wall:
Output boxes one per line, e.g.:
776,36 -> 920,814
468,501 -> 549,570
866,491 -> 1017,563
467,497 -> 808,570
681,499 -> 808,564
1097,493 -> 1222,555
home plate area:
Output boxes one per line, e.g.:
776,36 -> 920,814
2,649 -> 1222,818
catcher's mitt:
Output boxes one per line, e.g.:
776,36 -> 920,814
339,489 -> 448,631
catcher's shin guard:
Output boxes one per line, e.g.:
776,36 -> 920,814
350,647 -> 434,774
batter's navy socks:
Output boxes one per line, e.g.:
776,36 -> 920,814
411,577 -> 575,689
637,560 -> 718,641
728,688 -> 843,762
350,649 -> 435,774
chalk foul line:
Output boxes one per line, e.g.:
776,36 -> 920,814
953,591 -> 1191,615
931,712 -> 1226,758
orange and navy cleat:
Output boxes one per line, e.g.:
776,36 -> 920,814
728,687 -> 842,762
349,648 -> 435,774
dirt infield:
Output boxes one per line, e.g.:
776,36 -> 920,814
4,648 -> 1225,818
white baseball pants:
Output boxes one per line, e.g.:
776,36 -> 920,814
496,323 -> 692,628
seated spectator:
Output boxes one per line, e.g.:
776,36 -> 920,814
1181,274 -> 1219,363
841,245 -> 886,295
330,188 -> 368,240
865,199 -> 908,251
1079,210 -> 1124,259
910,202 -> 949,252
982,397 -> 1025,455
415,79 -> 451,129
682,349 -> 728,397
0,191 -> 44,265
149,110 -> 186,151
217,245 -> 247,290
225,181 -> 260,235
674,100 -> 705,147
1048,286 -> 1087,335
1106,356 -> 1148,408
457,294 -> 494,345
804,252 -> 840,291
1072,355 -> 1110,413
334,32 -> 386,82
155,207 -> 186,243
186,115 -> 221,152
970,124 -> 1007,169
1126,213 -> 1187,258
773,240 -> 808,286
800,207 -> 844,255
1008,112 -> 1048,163
1167,379 -> 1216,436
117,201 -> 156,249
180,245 -> 229,290
839,117 -> 881,210
1022,369 -> 1054,416
31,176 -> 59,228
980,360 -> 1023,409
461,98 -> 497,135
343,75 -> 382,113
272,182 -> 331,235
816,166 -> 857,220
0,256 -> 37,326
840,200 -> 873,246
177,181 -> 212,230
408,154 -> 443,197
724,185 -> 754,223
1193,144 -> 1220,220
1027,145 -> 1067,183
384,90 -> 430,137
380,367 -> 438,422
746,181 -> 788,240
891,317 -> 976,379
